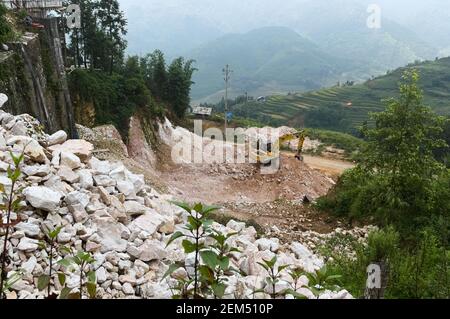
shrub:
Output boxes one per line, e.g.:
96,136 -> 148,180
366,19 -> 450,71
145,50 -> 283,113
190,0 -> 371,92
325,227 -> 450,299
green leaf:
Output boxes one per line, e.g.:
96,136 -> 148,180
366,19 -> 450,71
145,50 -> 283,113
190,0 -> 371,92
284,289 -> 309,299
37,274 -> 50,291
201,205 -> 221,215
278,264 -> 290,273
86,282 -> 97,299
217,256 -> 230,270
212,283 -> 226,299
57,258 -> 73,268
171,201 -> 192,213
58,246 -> 72,254
58,273 -> 66,286
198,265 -> 214,283
182,240 -> 196,253
193,203 -> 203,213
11,167 -> 21,181
59,287 -> 72,299
202,218 -> 213,229
87,270 -> 96,283
166,231 -> 184,247
0,183 -> 5,193
48,226 -> 63,240
200,250 -> 219,269
187,216 -> 201,229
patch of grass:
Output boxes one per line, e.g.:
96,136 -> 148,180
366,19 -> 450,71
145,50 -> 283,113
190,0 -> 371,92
305,128 -> 364,160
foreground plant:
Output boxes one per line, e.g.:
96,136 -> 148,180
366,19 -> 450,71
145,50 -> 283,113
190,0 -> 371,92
0,150 -> 26,299
255,256 -> 290,299
57,248 -> 97,299
306,265 -> 342,298
165,202 -> 239,299
199,229 -> 240,298
37,226 -> 63,298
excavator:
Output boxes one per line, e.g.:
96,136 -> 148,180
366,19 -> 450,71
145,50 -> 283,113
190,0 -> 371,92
252,130 -> 306,165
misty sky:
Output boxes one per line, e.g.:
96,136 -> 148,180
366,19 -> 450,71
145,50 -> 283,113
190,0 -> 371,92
118,0 -> 450,56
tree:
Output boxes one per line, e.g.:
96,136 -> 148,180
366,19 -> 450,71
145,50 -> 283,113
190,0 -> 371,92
141,50 -> 168,101
96,0 -> 127,74
166,57 -> 196,118
321,70 -> 448,235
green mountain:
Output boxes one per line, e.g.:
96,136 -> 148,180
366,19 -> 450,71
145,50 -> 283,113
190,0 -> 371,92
287,0 -> 436,71
188,27 -> 358,101
226,57 -> 450,133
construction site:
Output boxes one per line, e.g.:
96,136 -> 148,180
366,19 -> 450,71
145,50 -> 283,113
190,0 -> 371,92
77,118 -> 358,245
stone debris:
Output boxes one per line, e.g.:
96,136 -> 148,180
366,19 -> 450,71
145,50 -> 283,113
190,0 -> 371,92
0,110 -> 359,299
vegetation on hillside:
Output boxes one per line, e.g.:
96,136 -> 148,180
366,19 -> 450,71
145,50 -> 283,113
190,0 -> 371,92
226,58 -> 450,134
0,4 -> 14,44
316,71 -> 450,298
67,1 -> 196,138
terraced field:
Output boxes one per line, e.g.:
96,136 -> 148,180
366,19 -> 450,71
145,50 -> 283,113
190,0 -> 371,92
230,57 -> 450,132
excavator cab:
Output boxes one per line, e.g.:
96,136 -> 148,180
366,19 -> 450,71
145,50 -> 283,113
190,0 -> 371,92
252,130 -> 306,165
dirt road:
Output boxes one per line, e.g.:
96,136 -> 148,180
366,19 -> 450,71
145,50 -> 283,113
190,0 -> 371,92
303,155 -> 355,176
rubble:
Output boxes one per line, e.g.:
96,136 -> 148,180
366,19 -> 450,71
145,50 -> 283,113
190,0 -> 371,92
0,110 -> 363,299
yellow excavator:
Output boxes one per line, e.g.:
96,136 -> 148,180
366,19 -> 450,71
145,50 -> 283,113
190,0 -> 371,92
253,130 -> 306,165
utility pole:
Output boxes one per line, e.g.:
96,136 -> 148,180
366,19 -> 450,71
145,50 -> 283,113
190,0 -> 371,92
223,64 -> 232,132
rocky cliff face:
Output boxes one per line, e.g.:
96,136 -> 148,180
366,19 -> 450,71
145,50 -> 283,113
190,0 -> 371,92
0,18 -> 77,138
0,109 -> 356,299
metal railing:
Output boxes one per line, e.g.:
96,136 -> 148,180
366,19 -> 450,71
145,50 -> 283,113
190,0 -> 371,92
1,0 -> 63,9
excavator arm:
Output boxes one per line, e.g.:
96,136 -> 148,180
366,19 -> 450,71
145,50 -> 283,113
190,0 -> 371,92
252,130 -> 306,164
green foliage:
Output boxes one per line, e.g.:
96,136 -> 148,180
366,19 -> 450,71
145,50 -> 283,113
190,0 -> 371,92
68,0 -> 127,74
0,149 -> 26,299
226,57 -> 450,134
57,248 -> 97,299
325,227 -> 450,299
317,71 -> 449,237
0,4 -> 14,44
305,128 -> 364,160
255,256 -> 290,299
165,202 -> 242,299
37,226 -> 63,297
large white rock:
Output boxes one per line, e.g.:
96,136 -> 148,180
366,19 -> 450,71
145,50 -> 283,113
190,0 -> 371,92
22,164 -> 50,177
93,175 -> 115,187
60,151 -> 81,169
255,238 -> 280,252
17,237 -> 39,252
0,93 -> 8,108
23,186 -> 62,212
89,157 -> 112,175
116,180 -> 135,197
124,201 -> 148,216
290,242 -> 324,273
47,130 -> 67,146
128,211 -> 166,235
131,239 -> 167,262
65,191 -> 90,208
7,136 -> 47,163
49,140 -> 94,163
15,219 -> 40,237
78,169 -> 94,189
92,217 -> 128,253
58,166 -> 80,184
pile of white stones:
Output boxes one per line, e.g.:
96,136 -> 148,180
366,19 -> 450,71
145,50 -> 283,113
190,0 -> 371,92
0,110 -> 353,299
